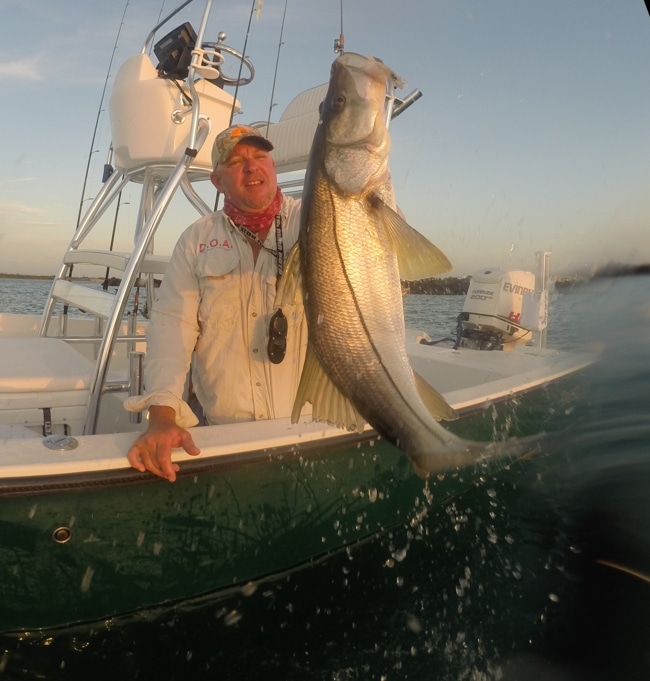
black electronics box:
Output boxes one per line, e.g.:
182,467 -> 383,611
153,22 -> 197,66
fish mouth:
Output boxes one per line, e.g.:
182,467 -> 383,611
324,57 -> 393,149
336,52 -> 404,89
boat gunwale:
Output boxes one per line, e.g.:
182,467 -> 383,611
0,428 -> 378,497
0,345 -> 595,485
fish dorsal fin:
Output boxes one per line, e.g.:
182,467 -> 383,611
414,371 -> 458,422
371,195 -> 453,280
292,346 -> 367,433
274,242 -> 304,307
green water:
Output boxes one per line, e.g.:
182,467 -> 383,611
2,278 -> 649,680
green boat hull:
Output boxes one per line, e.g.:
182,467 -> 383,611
0,379 -> 584,634
0,432 -> 432,632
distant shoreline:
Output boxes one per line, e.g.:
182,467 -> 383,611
0,273 -> 105,282
3,262 -> 648,287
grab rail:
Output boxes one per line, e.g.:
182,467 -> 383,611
83,118 -> 211,434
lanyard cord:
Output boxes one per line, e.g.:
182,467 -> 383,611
274,213 -> 284,277
232,214 -> 284,280
230,214 -> 288,364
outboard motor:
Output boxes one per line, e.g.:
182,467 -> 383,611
458,268 -> 535,350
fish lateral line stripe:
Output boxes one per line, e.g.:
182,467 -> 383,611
328,196 -> 434,433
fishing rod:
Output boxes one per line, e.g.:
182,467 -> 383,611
227,0 -> 259,124
213,0 -> 260,211
265,0 -> 288,134
75,0 -> 130,233
334,0 -> 345,54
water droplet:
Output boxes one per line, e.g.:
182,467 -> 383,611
392,547 -> 408,562
407,615 -> 422,633
80,566 -> 94,592
241,582 -> 257,597
224,610 -> 243,626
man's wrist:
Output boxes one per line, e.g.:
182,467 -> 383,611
147,405 -> 177,426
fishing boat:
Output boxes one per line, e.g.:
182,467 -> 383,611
0,0 -> 592,634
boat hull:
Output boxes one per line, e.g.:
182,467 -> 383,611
1,431 -> 423,632
0,371 -> 587,634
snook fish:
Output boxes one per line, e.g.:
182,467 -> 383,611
277,53 -> 526,476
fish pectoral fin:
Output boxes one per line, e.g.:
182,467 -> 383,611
292,346 -> 367,433
371,196 -> 453,280
414,371 -> 458,421
275,243 -> 304,307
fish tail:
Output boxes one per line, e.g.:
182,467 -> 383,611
406,433 -> 545,479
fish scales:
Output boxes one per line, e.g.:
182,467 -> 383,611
279,52 -> 538,476
306,185 -> 411,414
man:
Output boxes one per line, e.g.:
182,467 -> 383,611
125,124 -> 306,482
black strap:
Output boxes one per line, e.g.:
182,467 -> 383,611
233,214 -> 284,279
42,407 -> 52,436
274,213 -> 284,278
232,214 -> 288,365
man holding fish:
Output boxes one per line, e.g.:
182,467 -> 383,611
126,122 -> 307,481
128,52 -> 515,482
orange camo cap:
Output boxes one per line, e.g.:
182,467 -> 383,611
211,124 -> 274,168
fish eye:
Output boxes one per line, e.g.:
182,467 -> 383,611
331,93 -> 346,111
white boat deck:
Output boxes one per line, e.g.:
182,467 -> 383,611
406,330 -> 593,412
0,323 -> 593,481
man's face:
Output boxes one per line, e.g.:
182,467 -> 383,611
210,141 -> 278,213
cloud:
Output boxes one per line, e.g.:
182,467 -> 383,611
0,55 -> 44,81
0,200 -> 59,227
0,177 -> 36,186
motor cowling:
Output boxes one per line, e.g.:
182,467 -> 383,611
459,268 -> 535,350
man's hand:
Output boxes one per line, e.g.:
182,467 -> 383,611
127,405 -> 200,482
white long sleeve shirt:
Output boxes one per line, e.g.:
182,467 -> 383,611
125,195 -> 307,427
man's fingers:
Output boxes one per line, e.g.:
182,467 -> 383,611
127,440 -> 173,481
181,431 -> 201,456
128,425 -> 200,481
126,445 -> 146,472
156,445 -> 178,482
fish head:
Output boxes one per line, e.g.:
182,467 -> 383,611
319,53 -> 401,196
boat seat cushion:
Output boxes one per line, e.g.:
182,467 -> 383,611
0,423 -> 41,439
0,338 -> 94,434
0,338 -> 94,393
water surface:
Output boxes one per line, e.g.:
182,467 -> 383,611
1,277 -> 649,680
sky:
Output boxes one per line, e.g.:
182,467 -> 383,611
1,0 -> 650,278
